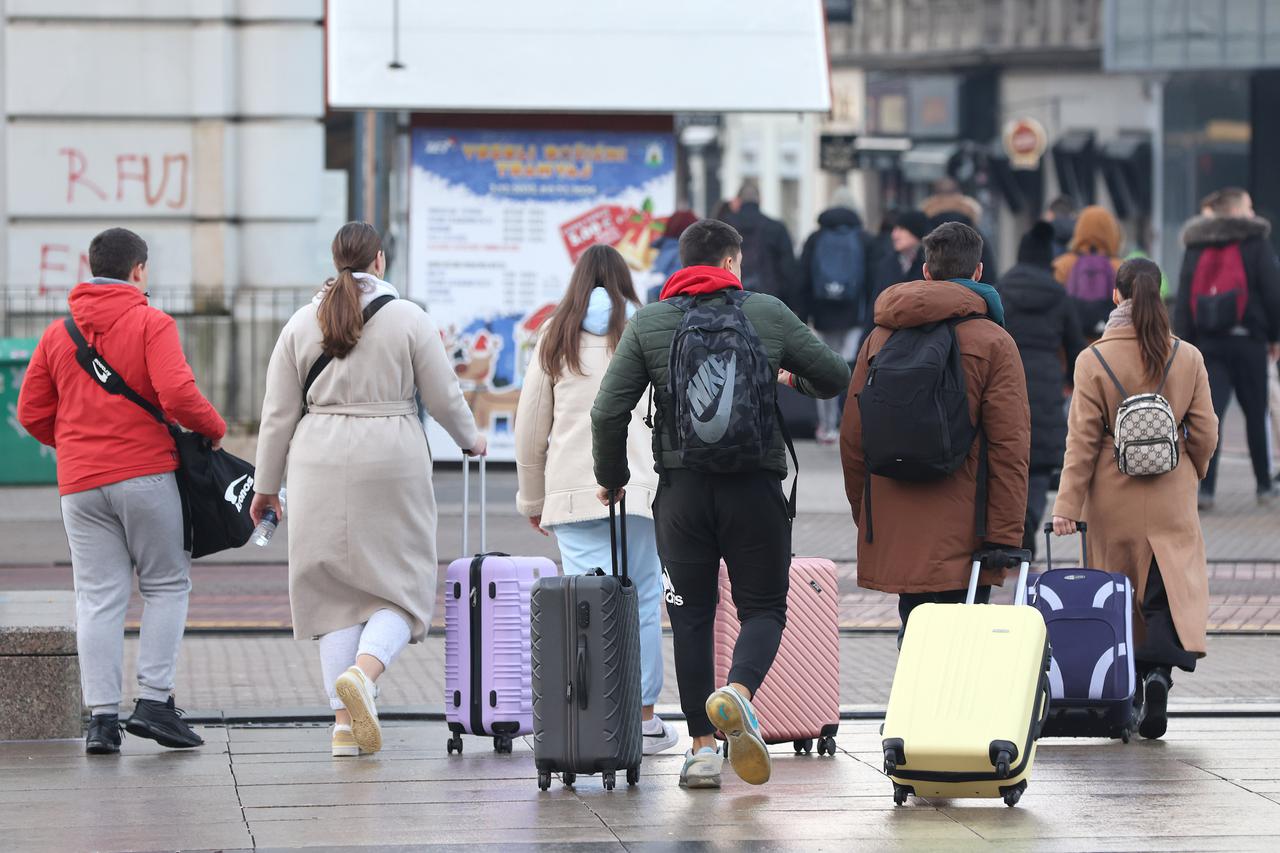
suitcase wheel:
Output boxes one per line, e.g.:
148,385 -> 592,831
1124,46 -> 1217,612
818,736 -> 837,756
793,738 -> 814,755
1120,727 -> 1132,744
893,784 -> 911,806
538,771 -> 551,791
493,735 -> 513,754
446,734 -> 463,755
626,766 -> 640,787
562,772 -> 577,787
1001,780 -> 1027,807
603,771 -> 616,791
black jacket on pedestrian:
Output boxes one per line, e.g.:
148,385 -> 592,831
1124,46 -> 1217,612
723,202 -> 801,309
998,261 -> 1085,473
795,206 -> 872,332
1175,215 -> 1280,344
871,245 -> 925,303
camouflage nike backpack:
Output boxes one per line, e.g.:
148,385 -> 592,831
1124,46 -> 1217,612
667,290 -> 776,472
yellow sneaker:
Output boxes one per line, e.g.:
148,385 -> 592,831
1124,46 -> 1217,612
331,724 -> 359,757
335,666 -> 382,753
705,686 -> 771,785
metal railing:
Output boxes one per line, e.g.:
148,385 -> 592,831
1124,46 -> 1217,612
2,286 -> 316,426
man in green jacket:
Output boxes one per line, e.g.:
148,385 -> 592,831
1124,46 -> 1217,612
591,219 -> 850,790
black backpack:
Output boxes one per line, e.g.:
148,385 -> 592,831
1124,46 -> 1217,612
810,225 -> 867,308
666,290 -> 777,473
856,316 -> 989,541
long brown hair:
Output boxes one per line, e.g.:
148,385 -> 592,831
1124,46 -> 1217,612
538,244 -> 638,377
1115,257 -> 1171,382
319,222 -> 382,358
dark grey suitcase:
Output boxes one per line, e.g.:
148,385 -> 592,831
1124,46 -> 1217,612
531,494 -> 643,791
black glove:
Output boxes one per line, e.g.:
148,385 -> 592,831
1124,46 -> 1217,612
978,544 -> 1030,570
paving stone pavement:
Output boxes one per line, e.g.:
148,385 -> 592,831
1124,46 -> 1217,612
118,632 -> 1280,720
4,717 -> 1280,851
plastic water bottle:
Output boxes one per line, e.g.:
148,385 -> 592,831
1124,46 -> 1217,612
252,487 -> 286,547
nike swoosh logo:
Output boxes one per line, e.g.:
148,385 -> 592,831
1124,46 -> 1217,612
92,359 -> 111,383
689,352 -> 736,445
225,474 -> 249,503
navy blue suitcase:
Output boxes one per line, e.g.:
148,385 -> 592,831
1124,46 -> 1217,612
1030,522 -> 1137,741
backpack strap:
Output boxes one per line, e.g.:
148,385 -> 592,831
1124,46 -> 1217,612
1089,345 -> 1128,398
775,400 -> 798,520
302,294 -> 395,412
62,318 -> 167,426
1155,339 -> 1181,396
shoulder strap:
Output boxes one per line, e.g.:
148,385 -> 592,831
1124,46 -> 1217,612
302,294 -> 395,407
1155,339 -> 1181,396
1090,344 -> 1128,398
62,318 -> 167,426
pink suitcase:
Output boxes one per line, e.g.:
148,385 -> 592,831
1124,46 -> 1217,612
444,457 -> 554,754
713,557 -> 841,756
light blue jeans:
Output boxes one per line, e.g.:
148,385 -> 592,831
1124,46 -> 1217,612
551,514 -> 664,706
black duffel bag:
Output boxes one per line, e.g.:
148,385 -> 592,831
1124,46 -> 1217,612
63,318 -> 256,557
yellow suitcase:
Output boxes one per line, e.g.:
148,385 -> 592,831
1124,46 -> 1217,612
881,552 -> 1050,807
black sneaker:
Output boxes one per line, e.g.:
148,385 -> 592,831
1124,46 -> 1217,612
125,697 -> 204,749
1137,669 -> 1171,740
85,714 -> 122,755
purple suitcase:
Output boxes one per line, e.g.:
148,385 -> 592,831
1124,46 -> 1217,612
1030,522 -> 1136,741
444,457 -> 553,754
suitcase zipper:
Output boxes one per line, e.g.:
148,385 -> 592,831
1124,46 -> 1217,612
469,554 -> 486,737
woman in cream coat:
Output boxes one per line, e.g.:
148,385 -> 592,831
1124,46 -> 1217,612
515,244 -> 675,754
253,222 -> 484,757
1052,258 -> 1217,741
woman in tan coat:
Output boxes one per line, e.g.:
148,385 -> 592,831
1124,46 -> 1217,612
252,222 -> 484,757
514,244 -> 674,754
1052,257 -> 1218,741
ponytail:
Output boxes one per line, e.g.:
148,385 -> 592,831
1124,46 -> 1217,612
1115,257 -> 1170,382
320,222 -> 382,358
318,270 -> 364,358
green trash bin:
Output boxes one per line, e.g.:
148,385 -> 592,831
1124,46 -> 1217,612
0,338 -> 58,484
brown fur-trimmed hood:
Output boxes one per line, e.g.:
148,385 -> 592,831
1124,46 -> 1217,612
1181,215 -> 1272,248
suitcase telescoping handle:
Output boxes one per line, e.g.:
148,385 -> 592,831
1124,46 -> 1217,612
460,455 -> 487,557
1042,521 -> 1087,571
967,548 -> 1034,606
606,490 -> 629,582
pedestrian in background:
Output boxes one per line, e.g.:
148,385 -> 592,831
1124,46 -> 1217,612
998,222 -> 1086,557
722,181 -> 802,308
1044,194 -> 1079,258
515,244 -> 678,755
648,208 -> 699,303
871,209 -> 928,301
253,222 -> 485,758
18,227 -> 225,754
1053,205 -> 1125,339
841,222 -> 1030,640
1174,188 -> 1280,509
796,186 -> 871,443
1053,257 -> 1218,740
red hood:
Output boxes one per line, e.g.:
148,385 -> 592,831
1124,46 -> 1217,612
67,281 -> 148,336
659,265 -> 742,300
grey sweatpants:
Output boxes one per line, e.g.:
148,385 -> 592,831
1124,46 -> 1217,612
61,472 -> 190,713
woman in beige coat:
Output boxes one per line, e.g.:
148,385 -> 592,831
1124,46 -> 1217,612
1052,257 -> 1218,741
252,222 -> 484,757
514,244 -> 674,754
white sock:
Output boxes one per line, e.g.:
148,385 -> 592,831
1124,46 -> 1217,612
643,716 -> 665,734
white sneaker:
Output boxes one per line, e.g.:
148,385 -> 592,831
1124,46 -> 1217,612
679,746 -> 724,789
331,724 -> 359,757
334,666 -> 382,753
705,686 -> 771,785
642,716 -> 679,755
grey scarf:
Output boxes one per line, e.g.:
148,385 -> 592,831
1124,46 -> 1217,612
1105,299 -> 1133,330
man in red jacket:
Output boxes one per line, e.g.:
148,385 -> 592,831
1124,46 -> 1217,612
18,227 -> 226,755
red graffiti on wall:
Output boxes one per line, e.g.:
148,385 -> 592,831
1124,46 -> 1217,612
37,244 -> 92,293
59,147 -> 189,209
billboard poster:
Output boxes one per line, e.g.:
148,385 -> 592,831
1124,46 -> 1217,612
409,128 -> 677,461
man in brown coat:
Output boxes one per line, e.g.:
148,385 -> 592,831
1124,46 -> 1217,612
839,223 -> 1031,636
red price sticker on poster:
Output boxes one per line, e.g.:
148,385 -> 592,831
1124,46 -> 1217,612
560,205 -> 629,262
